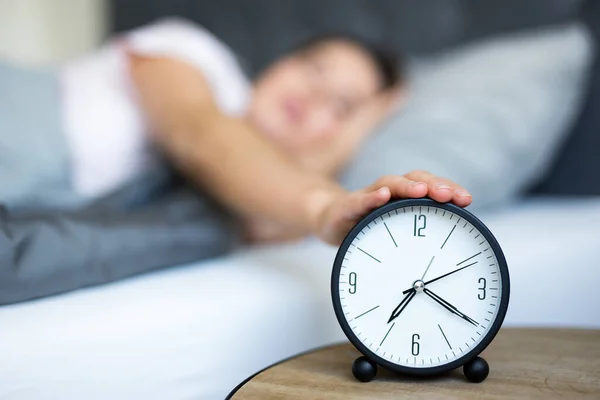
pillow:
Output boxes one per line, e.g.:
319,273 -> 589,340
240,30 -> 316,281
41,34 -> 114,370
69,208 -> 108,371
529,1 -> 600,195
341,22 -> 594,211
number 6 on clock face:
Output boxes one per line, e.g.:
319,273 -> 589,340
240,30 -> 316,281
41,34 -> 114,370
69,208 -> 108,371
331,199 -> 510,376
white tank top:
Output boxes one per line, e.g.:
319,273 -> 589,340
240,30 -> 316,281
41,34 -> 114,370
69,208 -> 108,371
60,18 -> 251,199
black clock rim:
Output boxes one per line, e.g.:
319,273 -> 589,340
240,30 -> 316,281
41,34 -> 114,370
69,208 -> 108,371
331,198 -> 510,376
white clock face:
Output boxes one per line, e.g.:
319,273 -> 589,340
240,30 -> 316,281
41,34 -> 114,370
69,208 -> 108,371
334,203 -> 506,370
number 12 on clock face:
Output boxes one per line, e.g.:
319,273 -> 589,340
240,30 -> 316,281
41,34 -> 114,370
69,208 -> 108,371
331,199 -> 509,376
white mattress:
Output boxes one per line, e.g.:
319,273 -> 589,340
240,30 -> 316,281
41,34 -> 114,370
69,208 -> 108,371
0,198 -> 599,399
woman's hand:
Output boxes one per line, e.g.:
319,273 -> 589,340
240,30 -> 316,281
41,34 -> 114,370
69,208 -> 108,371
311,171 -> 472,245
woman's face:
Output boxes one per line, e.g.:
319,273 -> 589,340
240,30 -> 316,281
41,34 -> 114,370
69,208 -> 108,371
249,39 -> 383,153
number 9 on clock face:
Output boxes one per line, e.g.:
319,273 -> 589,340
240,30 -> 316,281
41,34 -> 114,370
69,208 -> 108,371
331,199 -> 510,376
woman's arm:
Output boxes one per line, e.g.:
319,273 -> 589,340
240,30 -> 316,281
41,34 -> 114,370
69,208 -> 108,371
128,54 -> 471,245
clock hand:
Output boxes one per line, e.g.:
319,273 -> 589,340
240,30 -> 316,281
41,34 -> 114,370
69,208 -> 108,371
423,288 -> 479,327
402,261 -> 478,294
387,290 -> 416,324
420,255 -> 436,281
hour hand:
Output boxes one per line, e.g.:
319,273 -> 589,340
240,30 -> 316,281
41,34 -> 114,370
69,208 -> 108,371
387,290 -> 416,324
423,288 -> 479,327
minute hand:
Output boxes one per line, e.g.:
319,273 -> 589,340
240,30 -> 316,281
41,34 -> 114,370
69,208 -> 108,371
402,261 -> 478,295
423,288 -> 479,327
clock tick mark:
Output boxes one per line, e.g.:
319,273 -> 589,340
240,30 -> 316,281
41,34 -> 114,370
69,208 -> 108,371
474,234 -> 480,239
479,240 -> 485,245
354,305 -> 380,320
471,337 -> 476,342
384,222 -> 398,248
476,331 -> 482,336
440,225 -> 457,249
487,311 -> 493,315
457,252 -> 481,266
469,227 -> 474,233
459,347 -> 463,353
490,288 -> 498,291
485,318 -> 491,322
463,222 -> 468,228
438,324 -> 453,350
358,247 -> 381,263
483,248 -> 490,252
380,322 -> 395,346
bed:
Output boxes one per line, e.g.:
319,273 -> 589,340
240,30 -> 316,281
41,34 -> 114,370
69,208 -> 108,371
1,197 -> 599,399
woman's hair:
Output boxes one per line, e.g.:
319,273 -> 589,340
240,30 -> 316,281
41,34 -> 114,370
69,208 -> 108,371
295,33 -> 402,90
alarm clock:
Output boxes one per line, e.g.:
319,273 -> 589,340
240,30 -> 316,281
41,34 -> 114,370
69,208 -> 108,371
331,198 -> 510,383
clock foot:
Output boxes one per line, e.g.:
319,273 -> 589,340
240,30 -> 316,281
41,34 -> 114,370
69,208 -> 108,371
352,356 -> 378,382
463,356 -> 489,383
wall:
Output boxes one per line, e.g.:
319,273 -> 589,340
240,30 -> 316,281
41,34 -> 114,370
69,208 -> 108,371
0,0 -> 109,66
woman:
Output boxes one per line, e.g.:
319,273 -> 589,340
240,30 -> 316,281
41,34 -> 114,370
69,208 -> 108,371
1,18 -> 471,258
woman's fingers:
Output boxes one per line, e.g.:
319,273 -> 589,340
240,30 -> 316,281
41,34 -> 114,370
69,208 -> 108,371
369,176 -> 428,199
343,187 -> 391,220
404,170 -> 472,206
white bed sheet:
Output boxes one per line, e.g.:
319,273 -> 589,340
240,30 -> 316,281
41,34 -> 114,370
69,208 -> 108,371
0,198 -> 599,399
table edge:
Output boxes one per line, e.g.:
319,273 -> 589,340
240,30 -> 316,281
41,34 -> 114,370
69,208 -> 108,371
225,343 -> 342,399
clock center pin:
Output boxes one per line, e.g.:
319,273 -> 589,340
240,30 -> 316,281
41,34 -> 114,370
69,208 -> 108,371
413,280 -> 425,292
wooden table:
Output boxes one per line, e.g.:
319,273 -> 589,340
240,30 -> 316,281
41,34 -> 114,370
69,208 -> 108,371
228,328 -> 600,399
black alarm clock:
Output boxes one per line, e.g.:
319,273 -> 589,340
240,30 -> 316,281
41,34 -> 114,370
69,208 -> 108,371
331,198 -> 510,383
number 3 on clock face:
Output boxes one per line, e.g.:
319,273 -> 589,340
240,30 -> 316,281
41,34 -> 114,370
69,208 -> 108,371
331,199 -> 510,376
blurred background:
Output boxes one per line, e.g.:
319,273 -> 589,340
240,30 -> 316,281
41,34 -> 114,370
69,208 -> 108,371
0,0 -> 587,66
0,0 -> 109,65
0,1 -> 598,399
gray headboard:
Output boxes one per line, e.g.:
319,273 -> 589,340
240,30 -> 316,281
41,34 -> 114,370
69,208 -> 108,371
112,0 -> 584,75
